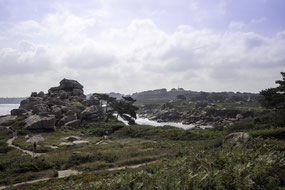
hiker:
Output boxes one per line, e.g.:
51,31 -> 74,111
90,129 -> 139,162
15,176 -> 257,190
13,130 -> 17,137
33,142 -> 37,157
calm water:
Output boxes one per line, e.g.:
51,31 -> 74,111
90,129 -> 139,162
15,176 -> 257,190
0,104 -> 19,116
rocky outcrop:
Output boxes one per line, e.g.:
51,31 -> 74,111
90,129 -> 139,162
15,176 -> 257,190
48,78 -> 85,99
24,115 -> 56,130
138,101 -> 254,127
10,78 -> 103,131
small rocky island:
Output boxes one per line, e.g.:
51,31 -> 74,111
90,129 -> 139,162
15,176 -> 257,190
11,79 -> 102,130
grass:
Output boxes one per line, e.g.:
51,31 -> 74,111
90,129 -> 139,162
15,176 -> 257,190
1,109 -> 285,189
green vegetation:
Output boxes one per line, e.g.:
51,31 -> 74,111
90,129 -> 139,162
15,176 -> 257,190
0,73 -> 284,189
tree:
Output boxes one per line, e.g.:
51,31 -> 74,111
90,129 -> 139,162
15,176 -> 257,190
111,96 -> 139,125
260,72 -> 285,110
91,93 -> 116,122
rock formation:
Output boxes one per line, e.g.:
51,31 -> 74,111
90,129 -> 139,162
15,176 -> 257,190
10,78 -> 102,131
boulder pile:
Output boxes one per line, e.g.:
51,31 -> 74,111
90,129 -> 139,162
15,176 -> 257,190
11,78 -> 102,130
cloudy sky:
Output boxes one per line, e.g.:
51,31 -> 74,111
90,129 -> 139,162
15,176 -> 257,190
0,0 -> 285,97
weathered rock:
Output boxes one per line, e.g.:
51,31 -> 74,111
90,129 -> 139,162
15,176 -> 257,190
26,135 -> 45,143
64,120 -> 80,128
38,91 -> 45,98
72,89 -> 83,96
81,105 -> 101,122
60,78 -> 83,90
64,136 -> 81,141
236,114 -> 243,120
223,132 -> 250,147
11,108 -> 26,116
58,114 -> 77,126
31,92 -> 38,97
59,142 -> 74,147
49,79 -> 83,95
24,115 -> 56,130
51,105 -> 62,118
32,104 -> 50,114
59,140 -> 89,147
20,97 -> 43,110
73,140 -> 89,147
60,91 -> 69,100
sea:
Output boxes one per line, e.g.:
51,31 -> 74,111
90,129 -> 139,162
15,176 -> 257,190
0,104 -> 20,116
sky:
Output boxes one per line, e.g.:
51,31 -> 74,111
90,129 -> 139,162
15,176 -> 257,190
0,0 -> 285,97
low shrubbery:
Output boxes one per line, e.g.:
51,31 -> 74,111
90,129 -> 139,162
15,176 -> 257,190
88,139 -> 285,190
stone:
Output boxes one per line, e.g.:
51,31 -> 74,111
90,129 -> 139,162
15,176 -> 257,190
73,140 -> 89,147
72,89 -> 83,96
38,91 -> 45,98
58,114 -> 77,126
32,104 -> 50,114
20,97 -> 43,110
64,120 -> 80,128
31,92 -> 38,97
81,105 -> 101,122
51,105 -> 62,117
60,91 -> 69,100
26,135 -> 45,143
10,108 -> 26,116
59,140 -> 89,147
223,132 -> 250,147
64,136 -> 81,141
236,114 -> 244,120
24,115 -> 56,130
60,78 -> 83,90
59,142 -> 74,147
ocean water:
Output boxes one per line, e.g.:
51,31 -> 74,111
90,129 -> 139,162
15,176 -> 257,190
0,104 -> 20,116
118,116 -> 212,130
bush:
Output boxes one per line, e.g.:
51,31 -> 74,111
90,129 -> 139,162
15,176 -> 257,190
228,118 -> 254,131
89,139 -> 285,190
0,141 -> 12,153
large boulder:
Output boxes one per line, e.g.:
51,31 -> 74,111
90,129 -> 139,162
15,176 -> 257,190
48,78 -> 84,96
24,115 -> 56,130
26,135 -> 45,143
11,108 -> 26,116
60,78 -> 83,90
58,114 -> 77,126
81,105 -> 102,122
63,136 -> 81,141
223,132 -> 250,147
64,120 -> 80,128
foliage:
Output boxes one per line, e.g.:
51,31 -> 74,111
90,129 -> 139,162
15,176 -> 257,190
88,140 -> 285,190
260,72 -> 285,110
111,96 -> 139,125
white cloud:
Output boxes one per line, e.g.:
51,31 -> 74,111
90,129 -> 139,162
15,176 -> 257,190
0,10 -> 284,96
228,21 -> 245,31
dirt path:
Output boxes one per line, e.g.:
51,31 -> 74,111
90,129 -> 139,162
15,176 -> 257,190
0,161 -> 159,190
6,130 -> 44,157
106,160 -> 158,172
0,169 -> 81,190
